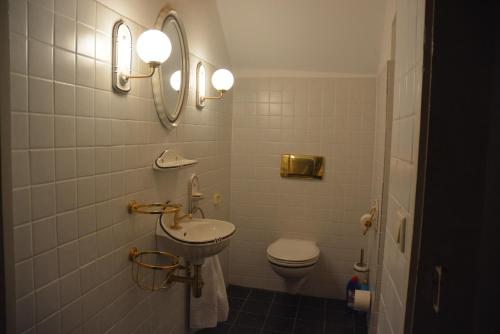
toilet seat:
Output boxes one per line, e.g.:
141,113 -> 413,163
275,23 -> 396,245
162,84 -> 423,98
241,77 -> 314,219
267,238 -> 320,268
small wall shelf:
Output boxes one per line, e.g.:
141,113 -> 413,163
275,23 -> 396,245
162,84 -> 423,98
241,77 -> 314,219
153,149 -> 198,170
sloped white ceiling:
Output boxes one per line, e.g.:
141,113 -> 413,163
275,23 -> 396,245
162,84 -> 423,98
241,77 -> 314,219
216,0 -> 386,75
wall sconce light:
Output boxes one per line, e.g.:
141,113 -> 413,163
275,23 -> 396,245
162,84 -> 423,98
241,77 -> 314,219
112,20 -> 172,93
196,62 -> 234,109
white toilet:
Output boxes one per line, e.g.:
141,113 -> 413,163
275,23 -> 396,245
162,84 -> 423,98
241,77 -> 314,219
266,238 -> 320,293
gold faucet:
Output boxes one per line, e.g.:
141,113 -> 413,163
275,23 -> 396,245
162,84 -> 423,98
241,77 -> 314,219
171,211 -> 192,229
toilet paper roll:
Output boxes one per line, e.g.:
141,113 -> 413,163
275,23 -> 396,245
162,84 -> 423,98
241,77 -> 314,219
360,213 -> 372,224
360,213 -> 373,234
353,290 -> 371,311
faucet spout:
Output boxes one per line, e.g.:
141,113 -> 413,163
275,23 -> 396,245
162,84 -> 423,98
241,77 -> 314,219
171,211 -> 192,229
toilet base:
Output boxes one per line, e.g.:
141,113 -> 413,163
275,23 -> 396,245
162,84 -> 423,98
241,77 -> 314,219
269,261 -> 317,294
284,277 -> 307,294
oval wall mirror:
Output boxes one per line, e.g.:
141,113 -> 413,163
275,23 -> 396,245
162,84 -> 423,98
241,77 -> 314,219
152,8 -> 189,127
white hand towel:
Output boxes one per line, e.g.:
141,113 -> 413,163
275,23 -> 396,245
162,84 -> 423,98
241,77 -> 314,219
189,256 -> 229,329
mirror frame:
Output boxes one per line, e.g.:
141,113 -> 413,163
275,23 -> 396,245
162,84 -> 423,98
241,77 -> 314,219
152,8 -> 189,128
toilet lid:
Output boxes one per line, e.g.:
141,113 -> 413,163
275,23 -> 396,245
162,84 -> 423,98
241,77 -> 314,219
267,238 -> 320,262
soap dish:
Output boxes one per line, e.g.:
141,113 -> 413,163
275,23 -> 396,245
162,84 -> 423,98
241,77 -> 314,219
153,149 -> 198,170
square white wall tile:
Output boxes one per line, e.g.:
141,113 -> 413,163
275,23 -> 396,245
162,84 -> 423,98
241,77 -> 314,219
95,32 -> 111,63
33,249 -> 59,288
14,224 -> 32,262
76,55 -> 95,87
59,270 -> 80,307
37,312 -> 61,334
28,77 -> 54,114
77,206 -> 96,237
13,188 -> 31,225
94,174 -> 110,202
54,82 -> 76,116
55,116 -> 76,148
95,61 -> 111,90
15,259 -> 34,299
78,233 -> 96,266
56,211 -> 78,245
32,217 -> 57,255
31,184 -> 55,220
9,0 -> 28,36
95,201 -> 111,229
35,281 -> 60,321
77,0 -> 96,27
30,0 -> 54,11
11,150 -> 30,188
11,112 -> 29,149
55,0 -> 76,18
76,148 -> 95,176
94,90 -> 110,118
28,39 -> 53,79
9,33 -> 27,74
16,294 -> 35,333
76,86 -> 94,117
29,114 -> 54,149
77,177 -> 95,207
54,49 -> 76,84
58,241 -> 79,275
76,117 -> 95,146
55,149 -> 76,180
29,149 -> 55,185
10,73 -> 28,111
76,23 -> 95,57
28,2 -> 54,45
56,180 -> 77,212
60,300 -> 82,333
55,14 -> 76,51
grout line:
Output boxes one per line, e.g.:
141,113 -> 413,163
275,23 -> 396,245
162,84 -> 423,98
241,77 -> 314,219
226,286 -> 249,333
291,295 -> 302,334
259,290 -> 276,334
323,298 -> 328,334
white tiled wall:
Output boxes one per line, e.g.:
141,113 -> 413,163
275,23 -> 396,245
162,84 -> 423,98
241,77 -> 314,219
229,77 -> 376,299
366,60 -> 394,333
8,0 -> 232,333
377,0 -> 425,333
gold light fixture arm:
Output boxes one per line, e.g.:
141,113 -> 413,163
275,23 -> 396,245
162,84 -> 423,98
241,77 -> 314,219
119,65 -> 157,87
125,65 -> 157,80
201,90 -> 224,102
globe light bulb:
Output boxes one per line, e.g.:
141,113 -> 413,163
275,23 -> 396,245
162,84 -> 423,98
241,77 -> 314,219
170,70 -> 181,91
211,69 -> 234,91
136,29 -> 171,66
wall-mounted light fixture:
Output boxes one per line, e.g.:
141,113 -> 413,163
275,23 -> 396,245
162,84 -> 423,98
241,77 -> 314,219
112,20 -> 172,93
196,62 -> 234,109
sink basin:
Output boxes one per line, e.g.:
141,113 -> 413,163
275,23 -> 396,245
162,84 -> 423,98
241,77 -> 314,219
156,214 -> 236,264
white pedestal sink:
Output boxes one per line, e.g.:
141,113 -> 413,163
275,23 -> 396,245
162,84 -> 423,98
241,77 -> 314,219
156,214 -> 236,264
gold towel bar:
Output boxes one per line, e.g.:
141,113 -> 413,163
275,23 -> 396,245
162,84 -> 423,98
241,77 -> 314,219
127,200 -> 181,215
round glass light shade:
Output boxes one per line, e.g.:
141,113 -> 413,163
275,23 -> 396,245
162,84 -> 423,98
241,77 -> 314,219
170,70 -> 181,91
211,69 -> 234,91
136,30 -> 171,65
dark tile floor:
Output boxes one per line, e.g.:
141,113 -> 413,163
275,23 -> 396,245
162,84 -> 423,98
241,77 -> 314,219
196,285 -> 367,334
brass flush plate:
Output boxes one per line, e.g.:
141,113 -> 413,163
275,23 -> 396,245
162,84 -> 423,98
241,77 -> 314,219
280,154 -> 324,179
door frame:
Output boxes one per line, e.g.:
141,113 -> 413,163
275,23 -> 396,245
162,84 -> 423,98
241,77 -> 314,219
1,0 -> 16,332
404,0 -> 435,331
